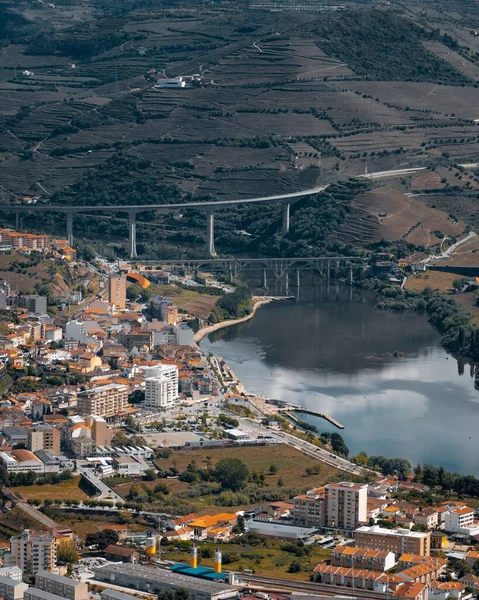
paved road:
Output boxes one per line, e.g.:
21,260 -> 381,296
77,465 -> 124,503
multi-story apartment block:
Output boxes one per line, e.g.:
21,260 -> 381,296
6,531 -> 57,573
149,296 -> 178,325
324,482 -> 368,532
24,589 -> 65,600
118,330 -> 153,351
77,384 -> 128,419
330,545 -> 396,571
0,574 -> 28,600
292,488 -> 325,527
84,416 -> 112,447
354,525 -> 431,557
108,275 -> 126,310
35,570 -> 88,600
414,508 -> 439,530
28,426 -> 60,455
445,507 -> 475,533
144,364 -> 179,409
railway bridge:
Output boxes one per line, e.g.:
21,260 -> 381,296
133,256 -> 367,286
1,185 -> 329,259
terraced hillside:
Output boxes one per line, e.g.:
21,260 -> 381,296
0,0 -> 478,257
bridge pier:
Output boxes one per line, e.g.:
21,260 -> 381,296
262,269 -> 267,289
282,203 -> 290,235
206,211 -> 216,256
129,211 -> 137,259
15,212 -> 19,230
66,212 -> 74,247
348,267 -> 353,286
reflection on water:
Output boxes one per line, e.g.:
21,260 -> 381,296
201,284 -> 479,475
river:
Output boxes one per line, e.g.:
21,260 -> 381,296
201,284 -> 479,475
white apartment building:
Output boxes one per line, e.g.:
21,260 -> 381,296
6,531 -> 57,573
144,364 -> 178,409
324,482 -> 368,532
445,507 -> 475,533
65,320 -> 86,343
77,384 -> 129,419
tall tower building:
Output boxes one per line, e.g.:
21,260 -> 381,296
108,275 -> 126,310
144,364 -> 179,409
324,482 -> 368,532
6,531 -> 57,573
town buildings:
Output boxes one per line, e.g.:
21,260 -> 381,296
94,563 -> 238,600
108,275 -> 126,310
28,425 -> 60,455
331,545 -> 397,571
144,364 -> 179,409
6,531 -> 57,573
35,571 -> 88,600
324,482 -> 368,532
77,384 -> 129,419
354,525 -> 431,557
444,507 -> 475,533
292,487 -> 324,527
0,575 -> 28,600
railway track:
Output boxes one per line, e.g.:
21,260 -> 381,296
241,574 -> 388,600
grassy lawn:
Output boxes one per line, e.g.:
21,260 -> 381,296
162,540 -> 330,581
10,477 -> 90,501
112,445 -> 341,516
156,445 -> 340,489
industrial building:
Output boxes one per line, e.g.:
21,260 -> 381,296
35,571 -> 88,600
94,564 -> 238,600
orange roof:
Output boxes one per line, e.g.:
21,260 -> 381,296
393,582 -> 427,598
432,581 -> 466,591
452,506 -> 473,514
189,513 -> 237,528
11,449 -> 40,462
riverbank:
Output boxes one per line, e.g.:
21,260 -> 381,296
193,296 -> 289,343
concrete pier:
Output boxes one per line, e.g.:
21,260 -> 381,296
293,408 -> 344,429
207,211 -> 216,256
66,212 -> 74,247
128,211 -> 137,259
282,203 -> 290,235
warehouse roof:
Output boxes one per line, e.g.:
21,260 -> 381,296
95,563 -> 237,595
36,570 -> 84,586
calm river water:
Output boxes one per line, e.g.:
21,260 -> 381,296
201,284 -> 479,475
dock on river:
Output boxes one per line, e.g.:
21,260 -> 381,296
292,408 -> 344,429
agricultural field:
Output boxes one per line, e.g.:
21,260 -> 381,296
1,0 -> 479,257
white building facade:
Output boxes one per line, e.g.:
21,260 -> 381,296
144,364 -> 179,409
